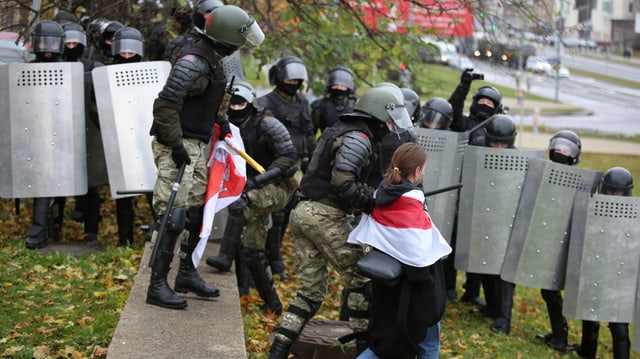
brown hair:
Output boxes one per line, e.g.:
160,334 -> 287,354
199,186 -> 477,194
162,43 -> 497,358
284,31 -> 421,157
383,142 -> 427,185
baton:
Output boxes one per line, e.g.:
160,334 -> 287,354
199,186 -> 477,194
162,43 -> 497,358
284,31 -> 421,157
149,162 -> 186,267
224,137 -> 266,174
424,183 -> 463,197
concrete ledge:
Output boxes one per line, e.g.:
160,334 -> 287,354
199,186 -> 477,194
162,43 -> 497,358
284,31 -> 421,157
107,240 -> 246,359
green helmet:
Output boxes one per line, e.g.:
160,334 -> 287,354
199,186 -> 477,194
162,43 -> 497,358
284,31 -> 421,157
203,5 -> 264,48
355,86 -> 412,130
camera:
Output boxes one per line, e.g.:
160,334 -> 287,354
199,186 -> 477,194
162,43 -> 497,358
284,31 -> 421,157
472,73 -> 484,80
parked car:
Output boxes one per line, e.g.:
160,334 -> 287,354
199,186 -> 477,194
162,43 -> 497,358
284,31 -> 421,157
546,64 -> 570,79
0,31 -> 32,64
525,56 -> 552,74
448,53 -> 475,71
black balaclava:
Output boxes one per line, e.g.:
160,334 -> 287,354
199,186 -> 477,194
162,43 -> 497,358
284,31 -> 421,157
278,80 -> 302,97
329,88 -> 349,100
35,53 -> 61,62
228,96 -> 252,125
113,54 -> 142,64
550,151 -> 573,165
63,44 -> 85,61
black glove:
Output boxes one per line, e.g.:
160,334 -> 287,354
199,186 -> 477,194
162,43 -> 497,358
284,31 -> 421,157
218,121 -> 231,140
245,178 -> 257,192
171,145 -> 191,168
460,68 -> 474,85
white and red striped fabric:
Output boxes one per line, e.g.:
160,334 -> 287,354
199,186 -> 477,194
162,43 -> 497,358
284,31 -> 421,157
348,189 -> 451,267
193,124 -> 246,267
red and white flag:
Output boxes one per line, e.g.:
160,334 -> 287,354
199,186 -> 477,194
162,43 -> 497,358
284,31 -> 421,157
193,124 -> 246,267
347,189 -> 451,267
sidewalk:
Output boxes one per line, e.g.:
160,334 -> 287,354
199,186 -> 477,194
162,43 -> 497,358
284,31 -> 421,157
106,236 -> 247,359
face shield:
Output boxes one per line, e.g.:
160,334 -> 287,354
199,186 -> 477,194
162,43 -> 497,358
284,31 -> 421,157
327,70 -> 355,91
32,36 -> 64,54
422,109 -> 451,129
64,29 -> 86,47
240,18 -> 264,46
385,103 -> 413,134
283,62 -> 308,82
112,39 -> 144,57
549,137 -> 580,159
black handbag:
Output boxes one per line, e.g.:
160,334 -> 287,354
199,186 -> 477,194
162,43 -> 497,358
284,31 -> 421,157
357,247 -> 403,287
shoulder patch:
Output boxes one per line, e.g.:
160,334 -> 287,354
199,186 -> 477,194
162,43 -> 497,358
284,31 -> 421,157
357,131 -> 369,139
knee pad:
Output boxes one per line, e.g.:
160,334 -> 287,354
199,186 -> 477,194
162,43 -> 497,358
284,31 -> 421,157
168,207 -> 186,234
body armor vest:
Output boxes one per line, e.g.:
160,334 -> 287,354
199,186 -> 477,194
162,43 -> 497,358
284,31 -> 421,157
177,43 -> 226,143
238,111 -> 277,178
259,91 -> 311,156
313,96 -> 357,132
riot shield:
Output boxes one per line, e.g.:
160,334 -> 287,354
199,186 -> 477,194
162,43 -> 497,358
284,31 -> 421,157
413,127 -> 467,242
501,158 -> 602,290
563,192 -> 640,322
455,147 -> 545,274
0,62 -> 87,198
92,61 -> 171,199
222,51 -> 245,80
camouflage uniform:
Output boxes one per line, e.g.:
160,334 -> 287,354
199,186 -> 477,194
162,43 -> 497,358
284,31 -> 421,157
270,115 -> 379,358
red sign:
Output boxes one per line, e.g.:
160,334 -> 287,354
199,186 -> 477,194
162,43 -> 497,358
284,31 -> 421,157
351,0 -> 474,38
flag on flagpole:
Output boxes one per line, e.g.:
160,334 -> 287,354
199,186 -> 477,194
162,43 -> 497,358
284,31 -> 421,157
193,124 -> 246,267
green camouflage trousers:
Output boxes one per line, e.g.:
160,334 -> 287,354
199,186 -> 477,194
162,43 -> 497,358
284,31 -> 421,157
151,138 -> 208,216
281,200 -> 370,334
241,182 -> 292,250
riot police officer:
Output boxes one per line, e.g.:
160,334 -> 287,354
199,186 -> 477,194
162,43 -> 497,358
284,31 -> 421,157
62,22 -> 107,245
206,80 -> 299,314
418,97 -> 453,130
448,69 -> 503,144
257,56 -> 314,280
268,85 -> 413,358
93,20 -> 124,64
310,65 -> 358,134
146,4 -> 264,309
572,167 -> 634,359
25,20 -> 66,249
536,129 -> 582,351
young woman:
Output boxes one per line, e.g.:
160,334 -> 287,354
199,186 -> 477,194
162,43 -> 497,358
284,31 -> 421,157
348,142 -> 452,359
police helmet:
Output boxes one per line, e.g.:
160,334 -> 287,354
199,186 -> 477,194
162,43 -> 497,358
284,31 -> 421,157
325,66 -> 355,94
192,0 -> 223,31
600,167 -> 634,196
53,9 -> 78,24
484,114 -> 517,147
470,85 -> 502,119
203,5 -> 264,49
172,0 -> 193,24
268,56 -> 308,85
231,79 -> 256,104
548,130 -> 582,165
421,97 -> 453,129
30,20 -> 65,55
112,27 -> 144,57
98,20 -> 124,53
400,88 -> 423,124
62,22 -> 87,47
354,86 -> 412,130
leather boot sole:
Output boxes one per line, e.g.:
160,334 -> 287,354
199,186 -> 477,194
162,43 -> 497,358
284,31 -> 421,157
146,296 -> 188,309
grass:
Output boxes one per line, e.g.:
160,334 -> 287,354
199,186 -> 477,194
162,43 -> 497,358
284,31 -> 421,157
567,67 -> 640,89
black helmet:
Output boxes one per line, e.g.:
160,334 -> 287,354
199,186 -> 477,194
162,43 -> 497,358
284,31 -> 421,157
600,167 -> 634,196
470,85 -> 502,120
420,97 -> 453,130
484,114 -> 517,148
98,20 -> 124,55
269,56 -> 309,85
112,27 -> 144,57
192,0 -> 223,31
171,0 -> 193,24
30,20 -> 65,55
325,66 -> 355,94
400,88 -> 423,124
548,130 -> 582,165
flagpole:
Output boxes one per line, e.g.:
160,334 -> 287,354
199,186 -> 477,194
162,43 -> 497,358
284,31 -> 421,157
224,137 -> 266,174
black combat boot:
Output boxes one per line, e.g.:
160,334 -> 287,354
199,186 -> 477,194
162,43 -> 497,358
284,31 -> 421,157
268,337 -> 295,359
540,289 -> 569,352
266,210 -> 288,280
235,251 -> 251,296
116,197 -> 135,246
206,209 -> 245,272
25,198 -> 51,249
611,323 -> 630,359
242,247 -> 282,315
174,217 -> 220,297
490,281 -> 515,334
146,211 -> 187,309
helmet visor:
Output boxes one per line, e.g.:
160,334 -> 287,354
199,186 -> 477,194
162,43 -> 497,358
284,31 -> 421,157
328,70 -> 355,91
112,39 -> 144,56
233,83 -> 255,103
422,109 -> 450,129
242,19 -> 264,46
32,36 -> 63,54
64,29 -> 87,46
549,137 -> 580,159
284,62 -> 308,81
386,104 -> 412,131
